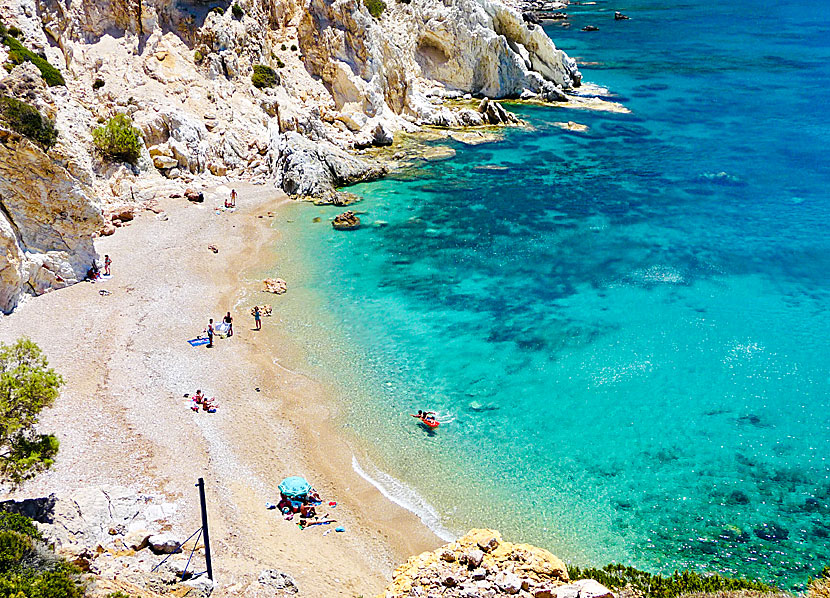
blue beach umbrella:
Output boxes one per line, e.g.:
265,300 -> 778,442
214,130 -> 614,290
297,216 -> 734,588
278,476 -> 311,499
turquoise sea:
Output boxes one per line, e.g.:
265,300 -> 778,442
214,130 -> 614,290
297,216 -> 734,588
272,0 -> 830,587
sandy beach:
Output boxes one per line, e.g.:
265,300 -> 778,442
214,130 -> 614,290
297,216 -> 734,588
0,183 -> 440,597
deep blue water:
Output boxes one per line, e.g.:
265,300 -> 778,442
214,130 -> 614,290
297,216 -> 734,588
274,0 -> 830,586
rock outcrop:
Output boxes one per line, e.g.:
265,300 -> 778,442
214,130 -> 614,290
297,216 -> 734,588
381,529 -> 617,598
0,64 -> 103,313
0,487 -> 212,597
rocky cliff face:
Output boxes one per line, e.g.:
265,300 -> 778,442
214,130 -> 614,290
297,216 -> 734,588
380,528 -> 616,598
0,63 -> 103,313
0,0 -> 581,310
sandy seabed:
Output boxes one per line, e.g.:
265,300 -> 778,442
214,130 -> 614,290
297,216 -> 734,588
0,183 -> 440,597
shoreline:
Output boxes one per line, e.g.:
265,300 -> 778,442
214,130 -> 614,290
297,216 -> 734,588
0,182 -> 441,596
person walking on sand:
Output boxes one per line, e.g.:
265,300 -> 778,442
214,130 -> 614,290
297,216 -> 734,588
253,306 -> 261,331
207,318 -> 215,348
104,255 -> 111,276
230,188 -> 237,207
223,311 -> 233,337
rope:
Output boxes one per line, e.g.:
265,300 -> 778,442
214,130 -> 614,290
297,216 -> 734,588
151,527 -> 204,573
180,528 -> 203,580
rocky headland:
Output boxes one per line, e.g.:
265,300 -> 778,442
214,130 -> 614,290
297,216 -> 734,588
0,0 -> 584,312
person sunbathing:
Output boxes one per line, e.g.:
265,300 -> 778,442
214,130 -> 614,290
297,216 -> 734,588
202,396 -> 218,412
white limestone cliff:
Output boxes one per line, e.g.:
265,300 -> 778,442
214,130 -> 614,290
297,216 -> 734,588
0,0 -> 582,311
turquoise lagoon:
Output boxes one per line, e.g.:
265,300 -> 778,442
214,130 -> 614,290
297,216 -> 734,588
270,0 -> 830,587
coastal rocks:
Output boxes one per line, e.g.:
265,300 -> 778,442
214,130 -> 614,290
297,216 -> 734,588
332,210 -> 361,230
258,569 -> 299,593
381,529 -> 570,598
614,12 -> 630,20
478,98 -> 521,125
263,278 -> 288,294
581,25 -> 599,32
299,0 -> 582,135
554,121 -> 589,132
270,130 -> 386,202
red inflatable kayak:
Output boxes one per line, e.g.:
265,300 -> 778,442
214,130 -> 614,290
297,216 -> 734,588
411,414 -> 440,428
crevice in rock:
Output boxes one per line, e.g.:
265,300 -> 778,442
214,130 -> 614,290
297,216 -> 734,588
0,195 -> 25,250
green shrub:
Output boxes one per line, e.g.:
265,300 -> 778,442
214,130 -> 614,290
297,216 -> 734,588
106,592 -> 131,598
566,564 -> 774,598
209,6 -> 224,14
2,64 -> 13,73
0,531 -> 33,573
280,43 -> 286,50
232,4 -> 244,18
7,27 -> 22,39
0,513 -> 41,542
0,563 -> 85,598
194,49 -> 203,63
275,57 -> 285,68
363,0 -> 386,18
290,44 -> 297,51
92,114 -> 142,165
0,95 -> 58,149
1,35 -> 65,86
92,78 -> 105,90
251,64 -> 278,88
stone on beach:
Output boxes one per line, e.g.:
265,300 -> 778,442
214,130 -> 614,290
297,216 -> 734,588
263,278 -> 288,294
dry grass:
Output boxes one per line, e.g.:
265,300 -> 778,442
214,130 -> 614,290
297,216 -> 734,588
809,577 -> 830,598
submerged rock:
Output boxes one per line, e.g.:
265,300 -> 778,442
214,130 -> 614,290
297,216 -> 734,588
332,211 -> 361,231
754,522 -> 789,541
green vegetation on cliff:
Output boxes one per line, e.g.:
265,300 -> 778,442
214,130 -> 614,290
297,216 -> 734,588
251,64 -> 279,88
567,563 -> 775,598
0,512 -> 83,598
0,27 -> 66,87
0,338 -> 62,486
0,95 -> 58,149
363,0 -> 387,18
92,114 -> 143,165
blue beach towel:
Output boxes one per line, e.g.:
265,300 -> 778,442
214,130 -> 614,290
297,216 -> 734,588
188,338 -> 210,347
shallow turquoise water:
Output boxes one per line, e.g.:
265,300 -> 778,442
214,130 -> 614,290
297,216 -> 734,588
273,0 -> 830,586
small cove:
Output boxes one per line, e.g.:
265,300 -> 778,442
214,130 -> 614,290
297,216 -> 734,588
268,0 -> 830,587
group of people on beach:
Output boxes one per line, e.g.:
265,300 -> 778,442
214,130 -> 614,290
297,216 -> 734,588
190,390 -> 218,413
87,255 -> 112,281
224,188 -> 237,209
205,312 -> 235,348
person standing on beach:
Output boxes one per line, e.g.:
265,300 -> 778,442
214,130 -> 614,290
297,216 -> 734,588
223,311 -> 233,337
104,255 -> 111,276
230,188 -> 237,208
207,319 -> 215,348
253,306 -> 261,331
